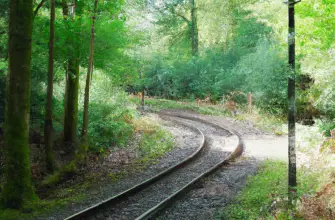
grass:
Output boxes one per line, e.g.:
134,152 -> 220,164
131,97 -> 231,116
132,97 -> 286,134
216,160 -> 290,220
216,157 -> 335,219
107,117 -> 174,183
0,186 -> 86,220
131,116 -> 174,167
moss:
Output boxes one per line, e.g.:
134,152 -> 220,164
1,0 -> 37,209
63,58 -> 79,144
42,161 -> 77,187
0,186 -> 86,220
108,171 -> 128,183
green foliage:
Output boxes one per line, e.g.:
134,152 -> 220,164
138,128 -> 174,159
316,119 -> 335,137
230,39 -> 289,113
217,160 -> 288,220
131,98 -> 230,116
77,72 -> 136,152
132,117 -> 174,164
142,7 -> 289,115
85,103 -> 134,152
296,0 -> 335,51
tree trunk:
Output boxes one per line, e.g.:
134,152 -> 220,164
288,0 -> 299,206
190,0 -> 198,56
141,87 -> 145,106
44,0 -> 55,173
1,0 -> 36,209
63,0 -> 79,147
139,69 -> 145,107
82,0 -> 98,139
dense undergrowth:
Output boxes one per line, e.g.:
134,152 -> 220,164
0,71 -> 176,219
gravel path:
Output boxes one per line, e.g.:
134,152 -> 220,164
36,118 -> 202,220
88,117 -> 232,219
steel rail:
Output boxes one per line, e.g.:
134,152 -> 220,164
135,113 -> 245,219
64,118 -> 205,220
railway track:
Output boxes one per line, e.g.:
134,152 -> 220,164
64,113 -> 245,220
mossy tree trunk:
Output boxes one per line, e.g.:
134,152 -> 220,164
190,0 -> 198,57
63,0 -> 80,149
82,0 -> 98,140
44,0 -> 56,173
1,0 -> 37,209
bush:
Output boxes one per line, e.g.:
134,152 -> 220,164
86,103 -> 135,152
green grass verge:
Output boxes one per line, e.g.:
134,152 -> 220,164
137,127 -> 174,162
216,160 -> 290,220
131,98 -> 231,116
216,159 -> 323,220
0,187 -> 86,220
133,98 -> 286,134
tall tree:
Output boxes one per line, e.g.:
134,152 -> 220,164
190,0 -> 198,56
44,0 -> 56,172
1,0 -> 36,208
82,0 -> 98,140
154,0 -> 199,56
63,0 -> 80,147
288,0 -> 300,206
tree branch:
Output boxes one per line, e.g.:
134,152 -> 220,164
153,4 -> 191,25
34,0 -> 48,18
169,5 -> 191,24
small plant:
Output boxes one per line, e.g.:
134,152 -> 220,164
133,117 -> 174,161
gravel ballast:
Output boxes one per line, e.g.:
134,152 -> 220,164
36,118 -> 203,220
38,110 -> 268,220
88,117 -> 232,219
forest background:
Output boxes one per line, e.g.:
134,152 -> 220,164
0,0 -> 334,218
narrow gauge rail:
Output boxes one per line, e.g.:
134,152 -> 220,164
64,114 -> 245,220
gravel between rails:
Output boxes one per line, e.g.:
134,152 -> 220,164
87,117 -> 232,220
158,158 -> 260,220
156,110 -> 263,220
36,119 -> 202,220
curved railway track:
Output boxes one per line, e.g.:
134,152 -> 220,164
64,113 -> 245,220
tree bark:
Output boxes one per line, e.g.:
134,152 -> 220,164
63,0 -> 79,147
44,0 -> 55,173
288,0 -> 299,206
33,0 -> 47,18
82,0 -> 98,139
141,87 -> 145,106
190,0 -> 198,56
1,0 -> 36,209
139,68 -> 145,107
